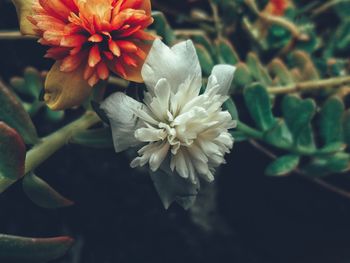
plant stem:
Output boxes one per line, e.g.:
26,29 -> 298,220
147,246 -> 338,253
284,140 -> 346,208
209,0 -> 223,38
244,0 -> 305,40
0,31 -> 37,40
236,121 -> 263,140
312,0 -> 350,17
108,76 -> 129,88
267,75 -> 350,94
25,111 -> 100,174
249,139 -> 350,199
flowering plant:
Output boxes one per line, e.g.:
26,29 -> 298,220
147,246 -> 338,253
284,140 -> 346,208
1,0 -> 350,262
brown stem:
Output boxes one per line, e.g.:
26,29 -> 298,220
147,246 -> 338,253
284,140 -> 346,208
249,140 -> 350,199
267,76 -> 350,94
209,0 -> 223,38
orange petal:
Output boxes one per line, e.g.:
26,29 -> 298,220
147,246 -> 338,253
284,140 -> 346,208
11,0 -> 38,35
108,40 -> 121,57
97,62 -> 109,80
115,40 -> 138,53
44,61 -> 93,110
121,0 -> 151,16
111,41 -> 152,83
88,44 -> 101,67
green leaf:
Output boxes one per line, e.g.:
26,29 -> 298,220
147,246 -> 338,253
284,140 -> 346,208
151,11 -> 176,45
0,122 -> 26,193
223,99 -> 239,120
269,59 -> 294,85
10,67 -> 43,100
23,67 -> 43,99
0,234 -> 73,263
195,44 -> 214,76
215,38 -> 240,65
265,155 -> 300,176
190,34 -> 215,58
232,62 -> 253,90
22,173 -> 73,209
246,53 -> 273,85
319,96 -> 344,145
317,142 -> 346,155
291,51 -> 319,81
243,83 -> 276,131
0,80 -> 39,144
304,153 -> 350,177
70,127 -> 113,148
282,95 -> 316,153
264,119 -> 293,149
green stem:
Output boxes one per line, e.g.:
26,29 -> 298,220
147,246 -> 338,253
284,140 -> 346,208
236,121 -> 263,139
25,111 -> 100,174
268,75 -> 350,94
0,31 -> 37,40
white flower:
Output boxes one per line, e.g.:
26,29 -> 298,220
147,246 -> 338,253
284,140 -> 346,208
101,39 -> 236,208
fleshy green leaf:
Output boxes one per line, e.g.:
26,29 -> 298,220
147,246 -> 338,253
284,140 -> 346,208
243,83 -> 276,131
264,119 -> 293,149
319,96 -> 344,145
151,11 -> 176,45
232,62 -> 253,90
304,153 -> 350,177
195,44 -> 214,76
317,142 -> 346,155
0,122 -> 26,193
215,38 -> 240,65
190,34 -> 215,57
265,155 -> 300,176
291,51 -> 319,81
246,53 -> 273,85
223,99 -> 239,120
0,234 -> 73,263
269,59 -> 294,85
0,80 -> 38,144
70,127 -> 113,148
282,95 -> 316,153
22,173 -> 73,209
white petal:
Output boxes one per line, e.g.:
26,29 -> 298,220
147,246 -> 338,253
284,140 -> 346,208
141,39 -> 202,95
134,127 -> 166,142
100,92 -> 143,152
206,65 -> 236,96
149,142 -> 170,171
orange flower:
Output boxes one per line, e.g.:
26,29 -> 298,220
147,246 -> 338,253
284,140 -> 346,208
12,0 -> 154,110
263,0 -> 290,16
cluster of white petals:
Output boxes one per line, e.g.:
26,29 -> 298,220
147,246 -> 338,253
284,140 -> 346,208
101,39 -> 236,194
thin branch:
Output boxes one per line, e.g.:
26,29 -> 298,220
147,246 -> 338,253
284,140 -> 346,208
267,75 -> 350,94
249,139 -> 350,200
244,0 -> 307,41
312,0 -> 350,17
209,0 -> 223,38
0,31 -> 37,40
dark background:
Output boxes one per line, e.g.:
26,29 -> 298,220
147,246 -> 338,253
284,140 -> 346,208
2,1 -> 350,262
